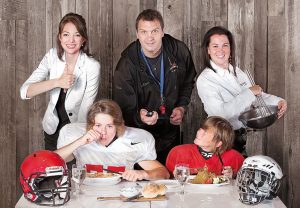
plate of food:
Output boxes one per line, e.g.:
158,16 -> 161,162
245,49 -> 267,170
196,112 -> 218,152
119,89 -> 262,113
83,172 -> 121,186
186,166 -> 230,187
187,175 -> 229,186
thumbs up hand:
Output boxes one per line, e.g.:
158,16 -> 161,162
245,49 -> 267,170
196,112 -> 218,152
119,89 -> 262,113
59,64 -> 75,92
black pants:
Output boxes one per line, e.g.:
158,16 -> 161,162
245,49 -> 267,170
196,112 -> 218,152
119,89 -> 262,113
134,138 -> 179,171
233,128 -> 247,155
156,138 -> 180,166
44,130 -> 60,151
134,124 -> 180,168
153,125 -> 181,166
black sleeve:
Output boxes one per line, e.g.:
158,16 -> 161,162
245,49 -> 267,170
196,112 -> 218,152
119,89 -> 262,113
112,57 -> 144,128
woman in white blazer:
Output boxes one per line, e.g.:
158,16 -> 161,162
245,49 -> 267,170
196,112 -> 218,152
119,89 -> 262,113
196,26 -> 287,155
20,13 -> 100,150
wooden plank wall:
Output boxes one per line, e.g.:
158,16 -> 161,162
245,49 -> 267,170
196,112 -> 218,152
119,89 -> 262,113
0,0 -> 299,207
284,0 -> 300,205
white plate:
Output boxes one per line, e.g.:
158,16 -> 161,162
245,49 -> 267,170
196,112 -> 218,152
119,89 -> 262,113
186,175 -> 230,187
153,180 -> 180,189
83,174 -> 121,186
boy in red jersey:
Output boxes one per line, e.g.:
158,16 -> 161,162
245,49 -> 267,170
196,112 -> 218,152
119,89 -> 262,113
166,116 -> 244,179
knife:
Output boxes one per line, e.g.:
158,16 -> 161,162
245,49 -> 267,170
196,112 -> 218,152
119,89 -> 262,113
102,168 -> 122,176
97,196 -> 122,201
124,193 -> 142,202
97,193 -> 143,201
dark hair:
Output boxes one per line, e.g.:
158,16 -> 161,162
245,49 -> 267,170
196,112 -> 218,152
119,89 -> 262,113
87,99 -> 125,137
56,13 -> 91,61
201,26 -> 237,76
202,116 -> 234,154
135,9 -> 164,30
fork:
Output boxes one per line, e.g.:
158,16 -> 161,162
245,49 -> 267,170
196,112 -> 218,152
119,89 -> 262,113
217,151 -> 224,171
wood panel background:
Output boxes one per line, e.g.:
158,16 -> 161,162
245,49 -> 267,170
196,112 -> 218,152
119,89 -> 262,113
0,0 -> 299,207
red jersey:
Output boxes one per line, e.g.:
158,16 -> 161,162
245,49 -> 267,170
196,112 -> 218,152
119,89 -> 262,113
166,144 -> 244,175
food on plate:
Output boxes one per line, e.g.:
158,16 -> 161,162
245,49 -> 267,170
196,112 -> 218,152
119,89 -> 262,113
212,176 -> 228,184
141,183 -> 167,198
190,165 -> 228,184
86,172 -> 115,178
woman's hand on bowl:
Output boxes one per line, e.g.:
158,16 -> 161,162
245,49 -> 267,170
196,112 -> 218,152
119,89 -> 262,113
249,85 -> 263,96
277,100 -> 287,119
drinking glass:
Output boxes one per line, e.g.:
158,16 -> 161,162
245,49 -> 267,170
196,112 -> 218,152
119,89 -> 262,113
173,164 -> 190,195
72,164 -> 86,195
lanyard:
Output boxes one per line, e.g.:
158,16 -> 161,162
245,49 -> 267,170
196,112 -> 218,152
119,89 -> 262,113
140,49 -> 165,106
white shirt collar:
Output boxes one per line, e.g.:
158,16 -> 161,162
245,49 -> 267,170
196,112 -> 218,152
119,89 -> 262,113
210,60 -> 234,77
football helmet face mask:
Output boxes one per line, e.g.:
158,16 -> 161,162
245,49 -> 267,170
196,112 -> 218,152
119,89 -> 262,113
236,155 -> 283,205
20,150 -> 70,206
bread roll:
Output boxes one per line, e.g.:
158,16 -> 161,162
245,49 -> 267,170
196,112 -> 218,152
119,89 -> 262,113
158,184 -> 167,195
141,183 -> 167,198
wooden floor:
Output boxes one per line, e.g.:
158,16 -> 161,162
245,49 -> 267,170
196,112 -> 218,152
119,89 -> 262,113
0,0 -> 299,207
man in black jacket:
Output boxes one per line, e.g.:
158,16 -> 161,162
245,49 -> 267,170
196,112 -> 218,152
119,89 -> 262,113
113,9 -> 196,165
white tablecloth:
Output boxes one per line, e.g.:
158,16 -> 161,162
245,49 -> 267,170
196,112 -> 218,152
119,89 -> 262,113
15,180 -> 286,208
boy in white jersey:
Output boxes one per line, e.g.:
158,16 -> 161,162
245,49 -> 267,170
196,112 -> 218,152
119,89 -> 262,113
55,99 -> 170,181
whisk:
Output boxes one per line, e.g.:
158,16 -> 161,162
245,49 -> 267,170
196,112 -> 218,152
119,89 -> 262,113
245,69 -> 272,118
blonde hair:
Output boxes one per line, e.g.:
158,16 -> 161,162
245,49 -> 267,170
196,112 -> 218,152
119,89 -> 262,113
86,99 -> 125,137
201,116 -> 234,154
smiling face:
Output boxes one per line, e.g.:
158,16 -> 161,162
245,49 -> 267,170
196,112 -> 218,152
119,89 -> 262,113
59,22 -> 85,56
136,19 -> 164,58
208,34 -> 231,69
92,113 -> 117,146
194,128 -> 222,153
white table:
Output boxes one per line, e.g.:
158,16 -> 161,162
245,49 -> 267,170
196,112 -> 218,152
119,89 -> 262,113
15,180 -> 286,208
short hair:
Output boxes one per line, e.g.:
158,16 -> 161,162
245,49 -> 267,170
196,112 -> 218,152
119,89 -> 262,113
135,9 -> 164,30
201,116 -> 234,154
56,13 -> 91,61
201,26 -> 237,76
86,99 -> 125,137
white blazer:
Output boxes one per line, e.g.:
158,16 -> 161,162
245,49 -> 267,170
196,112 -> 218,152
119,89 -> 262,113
196,61 -> 282,130
20,48 -> 100,135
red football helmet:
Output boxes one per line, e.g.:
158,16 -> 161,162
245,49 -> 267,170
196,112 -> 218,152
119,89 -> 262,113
20,150 -> 70,206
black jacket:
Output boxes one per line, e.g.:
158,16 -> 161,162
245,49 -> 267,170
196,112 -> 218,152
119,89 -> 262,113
113,34 -> 196,151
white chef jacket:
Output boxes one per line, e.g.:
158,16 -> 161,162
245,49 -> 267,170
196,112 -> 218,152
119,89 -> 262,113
20,48 -> 100,134
57,123 -> 157,170
196,61 -> 282,130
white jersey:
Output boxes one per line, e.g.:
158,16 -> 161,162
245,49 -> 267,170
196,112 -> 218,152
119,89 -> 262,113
57,123 -> 157,170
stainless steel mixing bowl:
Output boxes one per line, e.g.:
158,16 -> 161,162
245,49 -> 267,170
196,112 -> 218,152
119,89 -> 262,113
238,105 -> 279,129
